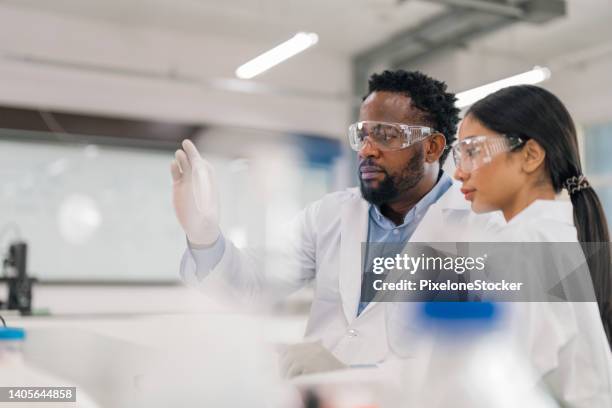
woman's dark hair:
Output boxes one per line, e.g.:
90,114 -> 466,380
468,85 -> 612,346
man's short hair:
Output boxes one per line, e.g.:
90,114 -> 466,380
364,69 -> 460,164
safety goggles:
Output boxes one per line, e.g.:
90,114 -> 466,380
348,121 -> 438,152
452,135 -> 525,173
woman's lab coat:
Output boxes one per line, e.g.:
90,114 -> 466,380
490,199 -> 612,407
180,182 -> 497,365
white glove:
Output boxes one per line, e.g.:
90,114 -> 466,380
278,341 -> 347,378
171,139 -> 221,247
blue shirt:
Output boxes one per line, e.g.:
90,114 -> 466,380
356,172 -> 453,315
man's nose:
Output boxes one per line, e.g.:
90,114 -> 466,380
358,137 -> 380,160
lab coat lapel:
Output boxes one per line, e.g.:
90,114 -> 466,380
339,195 -> 370,324
361,183 -> 472,314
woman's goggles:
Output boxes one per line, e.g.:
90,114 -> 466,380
452,135 -> 525,173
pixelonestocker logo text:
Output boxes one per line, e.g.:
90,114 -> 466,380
359,242 -> 601,303
369,252 -> 523,294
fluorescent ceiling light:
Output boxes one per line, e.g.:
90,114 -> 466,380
456,66 -> 551,108
235,32 -> 319,79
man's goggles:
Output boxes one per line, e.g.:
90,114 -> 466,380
348,121 -> 438,152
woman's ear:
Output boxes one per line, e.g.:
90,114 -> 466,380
424,133 -> 447,163
521,139 -> 547,174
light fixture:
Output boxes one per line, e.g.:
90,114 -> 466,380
235,32 -> 319,79
455,66 -> 551,108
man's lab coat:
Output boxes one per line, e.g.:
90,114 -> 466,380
180,181 -> 495,365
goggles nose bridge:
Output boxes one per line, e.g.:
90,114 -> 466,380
358,134 -> 379,152
359,124 -> 378,142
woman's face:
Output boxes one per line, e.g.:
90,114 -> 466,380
453,114 -> 525,214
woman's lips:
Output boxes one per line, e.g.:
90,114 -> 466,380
461,187 -> 476,201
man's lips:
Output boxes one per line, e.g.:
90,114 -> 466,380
461,187 -> 476,200
360,165 -> 384,180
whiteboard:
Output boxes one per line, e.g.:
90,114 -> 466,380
0,130 -> 342,282
0,138 -> 185,281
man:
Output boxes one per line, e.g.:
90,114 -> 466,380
172,70 -> 488,377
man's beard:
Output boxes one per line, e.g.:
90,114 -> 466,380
359,149 -> 425,206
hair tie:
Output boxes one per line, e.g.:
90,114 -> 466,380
564,174 -> 591,195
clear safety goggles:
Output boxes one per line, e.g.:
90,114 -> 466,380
348,121 -> 438,152
452,135 -> 525,173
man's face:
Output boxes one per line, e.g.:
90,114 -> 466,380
358,91 -> 430,206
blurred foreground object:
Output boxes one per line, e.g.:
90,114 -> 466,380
279,341 -> 347,378
22,315 -> 301,408
387,302 -> 559,408
0,326 -> 99,408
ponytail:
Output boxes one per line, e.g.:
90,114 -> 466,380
570,186 -> 612,344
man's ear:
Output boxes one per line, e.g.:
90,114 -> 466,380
424,133 -> 447,163
521,139 -> 547,174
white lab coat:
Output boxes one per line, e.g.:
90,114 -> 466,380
180,181 -> 497,365
484,199 -> 612,407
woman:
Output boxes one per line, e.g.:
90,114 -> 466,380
453,85 -> 612,406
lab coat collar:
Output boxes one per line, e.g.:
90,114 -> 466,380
507,199 -> 574,227
339,191 -> 370,324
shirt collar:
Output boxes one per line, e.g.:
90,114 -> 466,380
370,171 -> 453,227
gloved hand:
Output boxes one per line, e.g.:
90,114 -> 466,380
278,341 -> 347,378
171,139 -> 221,247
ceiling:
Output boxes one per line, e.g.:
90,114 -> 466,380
4,0 -> 611,66
1,0 -> 611,130
0,0 -> 447,55
467,0 -> 612,65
